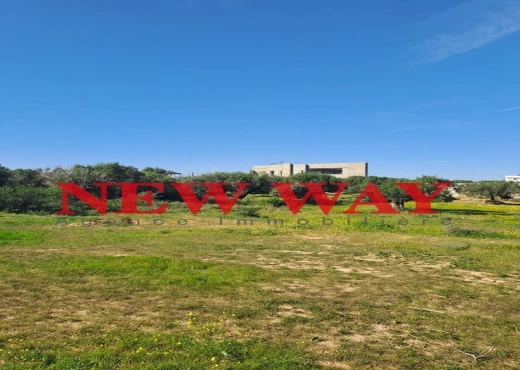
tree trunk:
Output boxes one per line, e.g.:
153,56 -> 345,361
391,200 -> 404,211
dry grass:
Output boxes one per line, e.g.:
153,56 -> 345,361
1,199 -> 520,368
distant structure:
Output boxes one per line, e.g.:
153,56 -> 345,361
165,170 -> 182,179
505,175 -> 520,182
251,162 -> 368,179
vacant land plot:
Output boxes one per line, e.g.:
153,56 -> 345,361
1,198 -> 520,369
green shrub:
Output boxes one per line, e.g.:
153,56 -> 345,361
266,197 -> 286,207
0,186 -> 61,214
234,207 -> 262,218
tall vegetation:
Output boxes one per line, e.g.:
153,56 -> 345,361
460,181 -> 520,202
0,162 -> 466,214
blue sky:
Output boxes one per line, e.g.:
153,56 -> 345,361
1,0 -> 519,180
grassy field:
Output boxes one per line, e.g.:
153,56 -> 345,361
1,196 -> 520,369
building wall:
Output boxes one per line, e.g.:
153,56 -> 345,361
293,164 -> 309,174
343,162 -> 368,177
252,163 -> 293,176
306,162 -> 367,178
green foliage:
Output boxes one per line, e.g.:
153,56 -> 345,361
461,181 -> 520,201
179,172 -> 284,196
141,167 -> 176,182
0,164 -> 457,214
42,164 -> 109,186
234,206 -> 262,218
40,163 -> 143,199
6,169 -> 46,187
415,175 -> 456,203
291,173 -> 344,195
289,184 -> 309,199
153,184 -> 182,202
266,197 -> 286,207
377,178 -> 411,210
444,226 -> 510,239
139,168 -> 182,202
341,176 -> 412,210
434,189 -> 456,202
0,164 -> 11,186
0,186 -> 62,214
248,175 -> 274,194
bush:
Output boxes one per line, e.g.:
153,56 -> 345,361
0,186 -> 62,214
234,207 -> 262,218
266,197 -> 286,207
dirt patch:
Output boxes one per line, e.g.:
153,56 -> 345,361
276,304 -> 311,318
333,266 -> 395,278
347,334 -> 366,342
317,360 -> 352,369
277,249 -> 328,255
448,269 -> 512,287
299,235 -> 326,240
346,323 -> 392,343
400,261 -> 452,271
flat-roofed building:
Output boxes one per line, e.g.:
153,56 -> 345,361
505,175 -> 520,182
251,162 -> 367,179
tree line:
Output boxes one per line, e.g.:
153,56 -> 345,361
0,162 -> 518,214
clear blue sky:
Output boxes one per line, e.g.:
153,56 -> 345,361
1,0 -> 519,180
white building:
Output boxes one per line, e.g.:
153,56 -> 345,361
505,175 -> 520,182
251,162 -> 368,179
